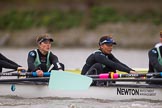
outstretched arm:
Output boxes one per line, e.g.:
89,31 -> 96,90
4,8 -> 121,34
0,53 -> 20,70
0,53 -> 20,66
94,53 -> 134,73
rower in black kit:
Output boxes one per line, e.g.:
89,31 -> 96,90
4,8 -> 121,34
27,49 -> 64,72
81,34 -> 137,86
27,33 -> 65,77
147,30 -> 162,84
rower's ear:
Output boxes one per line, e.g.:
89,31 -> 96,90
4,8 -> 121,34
100,44 -> 104,49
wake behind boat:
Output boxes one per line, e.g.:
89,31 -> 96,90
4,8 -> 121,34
0,70 -> 162,101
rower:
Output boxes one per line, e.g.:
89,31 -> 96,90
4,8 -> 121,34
27,33 -> 65,77
148,30 -> 162,84
81,34 -> 137,86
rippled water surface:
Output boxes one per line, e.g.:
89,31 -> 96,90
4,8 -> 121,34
0,96 -> 162,108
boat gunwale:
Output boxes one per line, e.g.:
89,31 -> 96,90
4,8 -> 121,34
1,81 -> 162,88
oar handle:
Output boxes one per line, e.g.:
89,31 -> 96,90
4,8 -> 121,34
88,72 -> 162,79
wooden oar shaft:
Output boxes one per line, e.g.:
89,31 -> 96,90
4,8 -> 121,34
88,72 -> 162,79
0,72 -> 50,77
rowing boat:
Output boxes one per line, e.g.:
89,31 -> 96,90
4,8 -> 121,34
0,81 -> 162,101
0,70 -> 162,101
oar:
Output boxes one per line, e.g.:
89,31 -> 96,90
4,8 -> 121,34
88,72 -> 162,79
0,77 -> 49,82
0,72 -> 50,77
0,70 -> 92,90
48,70 -> 92,90
1,77 -> 162,83
2,70 -> 16,73
93,78 -> 162,82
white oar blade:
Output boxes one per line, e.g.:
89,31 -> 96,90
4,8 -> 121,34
49,70 -> 92,90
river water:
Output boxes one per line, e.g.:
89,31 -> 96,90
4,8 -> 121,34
1,48 -> 162,108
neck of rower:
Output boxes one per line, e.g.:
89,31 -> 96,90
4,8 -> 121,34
39,49 -> 48,55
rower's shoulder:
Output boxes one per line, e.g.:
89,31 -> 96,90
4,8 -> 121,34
155,43 -> 162,48
148,48 -> 157,54
28,49 -> 36,57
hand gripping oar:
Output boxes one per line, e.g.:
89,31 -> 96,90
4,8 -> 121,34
48,70 -> 92,90
88,72 -> 162,79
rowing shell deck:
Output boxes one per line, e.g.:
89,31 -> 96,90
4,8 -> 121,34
0,82 -> 162,101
